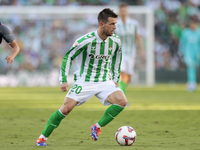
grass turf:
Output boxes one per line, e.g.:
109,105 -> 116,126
0,84 -> 200,150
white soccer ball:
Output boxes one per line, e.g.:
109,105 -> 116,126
115,126 -> 136,146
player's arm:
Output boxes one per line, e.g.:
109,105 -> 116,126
136,33 -> 145,61
135,21 -> 145,61
59,41 -> 86,92
1,24 -> 20,63
5,40 -> 20,63
111,40 -> 122,84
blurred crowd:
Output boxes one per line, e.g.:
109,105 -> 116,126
0,0 -> 114,6
0,14 -> 97,73
144,0 -> 200,71
0,0 -> 200,74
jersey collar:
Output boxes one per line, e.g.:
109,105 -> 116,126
95,30 -> 108,43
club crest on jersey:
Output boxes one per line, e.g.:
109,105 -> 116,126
108,46 -> 112,51
89,53 -> 111,60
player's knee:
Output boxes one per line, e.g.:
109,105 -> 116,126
120,98 -> 128,107
116,97 -> 127,107
60,97 -> 77,115
60,105 -> 73,115
61,108 -> 72,116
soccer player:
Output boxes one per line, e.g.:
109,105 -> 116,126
115,3 -> 145,99
36,8 -> 127,146
179,18 -> 200,92
0,22 -> 20,63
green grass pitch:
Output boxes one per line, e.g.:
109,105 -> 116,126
0,84 -> 200,150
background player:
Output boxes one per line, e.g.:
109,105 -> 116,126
115,3 -> 145,101
0,22 -> 20,63
179,18 -> 200,92
36,8 -> 127,146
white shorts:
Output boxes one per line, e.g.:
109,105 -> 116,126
66,80 -> 122,106
120,56 -> 135,75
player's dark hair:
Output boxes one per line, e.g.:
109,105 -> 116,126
189,15 -> 198,23
98,8 -> 118,24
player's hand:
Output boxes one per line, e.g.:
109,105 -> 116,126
5,55 -> 14,63
60,82 -> 68,92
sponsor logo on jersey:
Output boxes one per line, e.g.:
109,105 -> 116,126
89,53 -> 111,60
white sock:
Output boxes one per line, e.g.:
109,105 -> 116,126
95,123 -> 101,128
39,134 -> 48,141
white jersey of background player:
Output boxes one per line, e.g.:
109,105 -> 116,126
115,3 -> 145,99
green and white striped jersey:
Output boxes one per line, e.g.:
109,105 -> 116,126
115,18 -> 141,57
60,30 -> 122,84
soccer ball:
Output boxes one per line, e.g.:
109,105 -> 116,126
115,126 -> 136,146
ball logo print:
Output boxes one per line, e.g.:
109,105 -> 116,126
115,126 -> 136,146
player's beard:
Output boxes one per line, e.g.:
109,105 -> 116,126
103,31 -> 112,36
103,27 -> 113,37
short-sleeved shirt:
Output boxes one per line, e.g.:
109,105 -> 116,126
0,22 -> 15,44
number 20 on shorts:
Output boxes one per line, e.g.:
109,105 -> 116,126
70,84 -> 82,94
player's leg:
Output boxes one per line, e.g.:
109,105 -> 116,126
120,72 -> 131,96
97,90 -> 127,127
119,57 -> 129,95
187,67 -> 197,91
91,81 -> 127,141
119,72 -> 129,96
36,81 -> 95,145
36,97 -> 78,146
119,57 -> 133,106
185,56 -> 197,92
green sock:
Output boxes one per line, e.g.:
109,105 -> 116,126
98,104 -> 125,127
42,110 -> 65,137
119,81 -> 127,96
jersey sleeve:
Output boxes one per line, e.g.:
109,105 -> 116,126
59,41 -> 86,84
111,40 -> 122,83
0,23 -> 15,44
